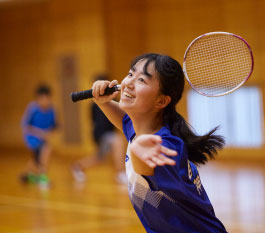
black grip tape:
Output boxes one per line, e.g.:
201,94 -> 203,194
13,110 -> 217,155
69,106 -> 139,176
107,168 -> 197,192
71,85 -> 119,102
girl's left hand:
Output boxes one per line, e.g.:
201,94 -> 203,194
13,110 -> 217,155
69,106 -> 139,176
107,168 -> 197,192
130,135 -> 177,168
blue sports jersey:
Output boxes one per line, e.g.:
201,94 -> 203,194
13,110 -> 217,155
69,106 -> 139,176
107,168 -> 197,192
21,102 -> 56,150
122,114 -> 227,233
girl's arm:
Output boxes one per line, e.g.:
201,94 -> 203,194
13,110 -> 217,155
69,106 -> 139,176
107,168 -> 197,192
130,135 -> 177,176
92,80 -> 125,131
96,100 -> 125,131
23,125 -> 47,139
21,103 -> 47,139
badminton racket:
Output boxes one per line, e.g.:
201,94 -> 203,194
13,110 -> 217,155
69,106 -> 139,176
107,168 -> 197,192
183,31 -> 254,97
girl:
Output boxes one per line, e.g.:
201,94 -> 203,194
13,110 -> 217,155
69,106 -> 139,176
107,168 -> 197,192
92,53 -> 227,233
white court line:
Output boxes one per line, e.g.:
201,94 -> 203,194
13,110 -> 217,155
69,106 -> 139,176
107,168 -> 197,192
0,194 -> 135,218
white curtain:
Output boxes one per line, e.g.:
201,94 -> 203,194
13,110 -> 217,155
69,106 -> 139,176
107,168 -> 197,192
187,87 -> 264,147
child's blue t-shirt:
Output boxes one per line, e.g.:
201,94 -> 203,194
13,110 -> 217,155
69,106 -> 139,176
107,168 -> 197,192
22,102 -> 56,150
122,114 -> 227,233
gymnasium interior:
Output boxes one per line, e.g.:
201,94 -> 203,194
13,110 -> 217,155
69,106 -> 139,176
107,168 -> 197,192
0,0 -> 264,232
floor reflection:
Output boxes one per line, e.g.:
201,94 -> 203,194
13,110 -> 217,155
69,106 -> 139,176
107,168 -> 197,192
199,161 -> 265,233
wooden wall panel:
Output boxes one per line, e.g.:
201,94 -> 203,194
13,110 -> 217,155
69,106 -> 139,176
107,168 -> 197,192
103,0 -> 147,82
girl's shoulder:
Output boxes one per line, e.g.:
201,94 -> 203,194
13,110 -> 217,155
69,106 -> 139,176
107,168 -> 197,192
156,125 -> 189,170
155,126 -> 184,152
122,114 -> 135,142
122,114 -> 185,152
27,101 -> 38,109
25,101 -> 39,115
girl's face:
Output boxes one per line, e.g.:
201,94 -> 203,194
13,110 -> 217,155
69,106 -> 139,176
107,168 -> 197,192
119,59 -> 163,114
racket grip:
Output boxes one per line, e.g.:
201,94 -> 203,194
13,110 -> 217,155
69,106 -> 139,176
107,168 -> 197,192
70,85 -> 121,102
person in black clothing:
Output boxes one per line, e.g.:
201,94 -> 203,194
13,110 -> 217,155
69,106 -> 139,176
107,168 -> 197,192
92,102 -> 114,158
72,74 -> 127,184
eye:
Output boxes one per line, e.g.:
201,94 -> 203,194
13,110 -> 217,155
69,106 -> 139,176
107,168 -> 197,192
138,77 -> 146,83
128,72 -> 133,77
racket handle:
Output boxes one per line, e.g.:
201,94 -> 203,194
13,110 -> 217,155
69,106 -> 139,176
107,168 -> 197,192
70,85 -> 121,102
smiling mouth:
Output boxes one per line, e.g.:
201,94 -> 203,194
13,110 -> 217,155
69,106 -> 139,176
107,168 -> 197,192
122,91 -> 134,99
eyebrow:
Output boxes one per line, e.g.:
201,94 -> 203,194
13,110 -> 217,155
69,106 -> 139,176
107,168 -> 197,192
131,65 -> 152,78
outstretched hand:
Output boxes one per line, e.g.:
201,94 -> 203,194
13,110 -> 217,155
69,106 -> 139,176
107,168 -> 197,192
130,135 -> 177,169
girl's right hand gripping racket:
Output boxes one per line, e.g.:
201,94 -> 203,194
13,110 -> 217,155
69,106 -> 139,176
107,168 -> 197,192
183,31 -> 254,97
71,85 -> 121,102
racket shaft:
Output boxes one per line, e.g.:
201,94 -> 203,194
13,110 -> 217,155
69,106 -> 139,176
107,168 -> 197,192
71,85 -> 120,102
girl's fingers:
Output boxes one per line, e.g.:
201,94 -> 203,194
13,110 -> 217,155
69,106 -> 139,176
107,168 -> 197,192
150,156 -> 175,166
92,81 -> 112,98
146,160 -> 156,168
161,156 -> 176,166
109,80 -> 118,88
95,84 -> 102,98
92,83 -> 99,98
151,135 -> 162,144
131,134 -> 177,168
151,157 -> 166,166
155,154 -> 176,166
109,91 -> 119,99
99,82 -> 109,95
92,84 -> 96,97
160,146 -> 177,156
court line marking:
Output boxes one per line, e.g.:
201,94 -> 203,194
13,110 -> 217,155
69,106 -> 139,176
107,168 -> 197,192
0,194 -> 135,218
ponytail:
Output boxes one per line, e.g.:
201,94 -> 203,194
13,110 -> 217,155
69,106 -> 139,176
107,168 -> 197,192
163,106 -> 225,165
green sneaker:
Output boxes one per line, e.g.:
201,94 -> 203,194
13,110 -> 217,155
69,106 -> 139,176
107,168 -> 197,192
28,173 -> 38,184
20,173 -> 38,184
38,174 -> 50,189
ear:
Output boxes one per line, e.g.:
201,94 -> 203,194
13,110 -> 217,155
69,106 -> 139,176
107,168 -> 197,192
155,95 -> 171,110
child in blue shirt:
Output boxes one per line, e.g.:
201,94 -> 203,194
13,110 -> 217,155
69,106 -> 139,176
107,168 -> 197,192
21,84 -> 57,188
91,53 -> 227,232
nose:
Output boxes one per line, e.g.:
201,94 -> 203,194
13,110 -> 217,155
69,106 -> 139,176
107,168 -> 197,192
122,75 -> 135,89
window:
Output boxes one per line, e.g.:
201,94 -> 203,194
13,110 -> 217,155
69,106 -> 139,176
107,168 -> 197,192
187,87 -> 264,147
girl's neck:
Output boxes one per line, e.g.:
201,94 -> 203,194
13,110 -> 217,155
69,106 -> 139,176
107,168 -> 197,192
128,111 -> 164,136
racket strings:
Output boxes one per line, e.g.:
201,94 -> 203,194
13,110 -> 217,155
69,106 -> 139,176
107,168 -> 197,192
185,34 -> 253,96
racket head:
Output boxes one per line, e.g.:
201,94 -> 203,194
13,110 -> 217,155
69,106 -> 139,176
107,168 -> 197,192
183,31 -> 254,97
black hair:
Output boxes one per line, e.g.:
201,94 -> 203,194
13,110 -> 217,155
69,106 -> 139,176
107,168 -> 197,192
130,53 -> 225,165
35,84 -> 51,96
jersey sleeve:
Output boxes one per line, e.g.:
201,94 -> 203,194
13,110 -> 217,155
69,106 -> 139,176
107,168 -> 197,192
143,135 -> 189,200
21,102 -> 36,128
122,114 -> 135,142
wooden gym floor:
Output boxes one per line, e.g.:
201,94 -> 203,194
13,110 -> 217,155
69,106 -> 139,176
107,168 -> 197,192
0,150 -> 264,233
